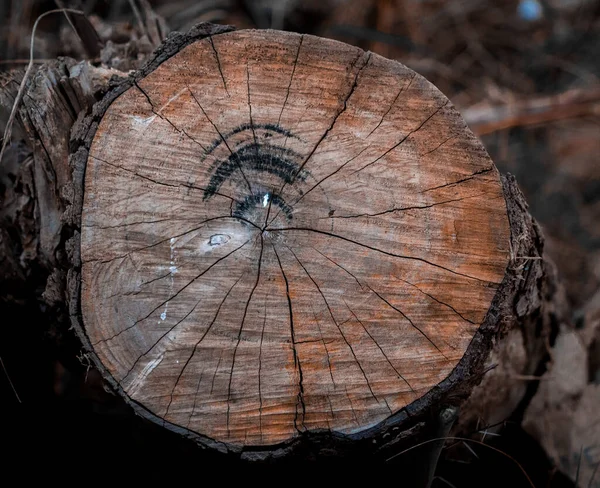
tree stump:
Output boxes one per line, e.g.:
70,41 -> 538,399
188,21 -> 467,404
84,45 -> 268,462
59,25 -> 556,460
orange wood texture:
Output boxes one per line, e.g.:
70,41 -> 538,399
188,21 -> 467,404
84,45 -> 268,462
81,30 -> 510,447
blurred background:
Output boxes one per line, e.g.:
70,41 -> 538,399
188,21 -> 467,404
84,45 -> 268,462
0,0 -> 598,485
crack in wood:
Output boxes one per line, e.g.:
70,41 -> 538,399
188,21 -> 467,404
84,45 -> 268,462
93,239 -> 251,347
393,275 -> 477,326
83,217 -> 181,230
311,246 -> 364,289
277,34 -> 303,127
210,353 -> 223,397
419,134 -> 457,157
366,73 -> 416,138
83,214 -> 245,264
226,234 -> 264,437
421,167 -> 495,193
308,303 -> 336,387
344,385 -> 361,428
364,283 -> 449,360
163,272 -> 247,423
322,192 -> 494,220
130,269 -> 173,290
343,300 -> 417,399
104,268 -> 175,299
208,35 -> 230,97
286,246 -> 382,408
258,299 -> 268,439
352,99 -> 450,175
187,86 -> 253,194
133,81 -> 211,155
245,60 -> 259,159
270,226 -> 493,283
185,368 -> 205,430
89,154 -> 238,203
273,244 -> 306,434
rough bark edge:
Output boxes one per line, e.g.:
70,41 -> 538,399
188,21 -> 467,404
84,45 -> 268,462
66,22 -> 545,460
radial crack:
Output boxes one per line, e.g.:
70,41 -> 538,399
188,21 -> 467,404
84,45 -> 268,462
270,227 -> 491,283
133,81 -> 210,154
210,353 -> 223,396
209,36 -> 229,96
419,134 -> 456,157
309,303 -> 336,387
277,34 -> 303,126
226,234 -> 264,435
366,73 -> 416,138
84,214 -> 245,265
93,239 -> 251,346
345,386 -> 361,427
273,244 -> 306,433
187,86 -> 253,194
83,217 -> 176,230
311,246 -> 363,289
352,99 -> 450,175
394,276 -> 477,325
163,272 -> 246,422
364,284 -> 449,360
286,246 -> 381,405
323,192 -> 491,219
278,50 -> 372,198
246,62 -> 259,153
343,300 -> 417,399
90,154 -> 238,203
258,299 -> 268,438
421,167 -> 494,193
186,368 -> 205,429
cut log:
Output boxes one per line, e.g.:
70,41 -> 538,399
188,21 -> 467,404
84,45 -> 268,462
1,23 -> 561,463
78,26 -> 510,449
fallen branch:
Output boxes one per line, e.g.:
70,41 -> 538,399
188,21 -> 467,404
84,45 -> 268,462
463,86 -> 600,135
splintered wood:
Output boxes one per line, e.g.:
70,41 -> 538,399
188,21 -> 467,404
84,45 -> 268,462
81,30 -> 510,447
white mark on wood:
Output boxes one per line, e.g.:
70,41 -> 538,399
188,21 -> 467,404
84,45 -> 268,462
169,237 -> 178,274
131,115 -> 156,128
209,234 -> 230,246
159,238 -> 178,322
262,193 -> 270,207
128,354 -> 164,397
130,88 -> 186,129
156,87 -> 187,115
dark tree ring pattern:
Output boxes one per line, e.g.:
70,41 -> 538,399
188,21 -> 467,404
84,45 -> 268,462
202,124 -> 309,224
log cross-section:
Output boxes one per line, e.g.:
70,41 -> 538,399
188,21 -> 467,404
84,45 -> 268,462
80,29 -> 510,449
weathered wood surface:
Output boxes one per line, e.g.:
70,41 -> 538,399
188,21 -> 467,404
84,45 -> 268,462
79,28 -> 511,448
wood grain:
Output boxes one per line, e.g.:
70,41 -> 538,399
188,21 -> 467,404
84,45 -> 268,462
81,29 -> 510,447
